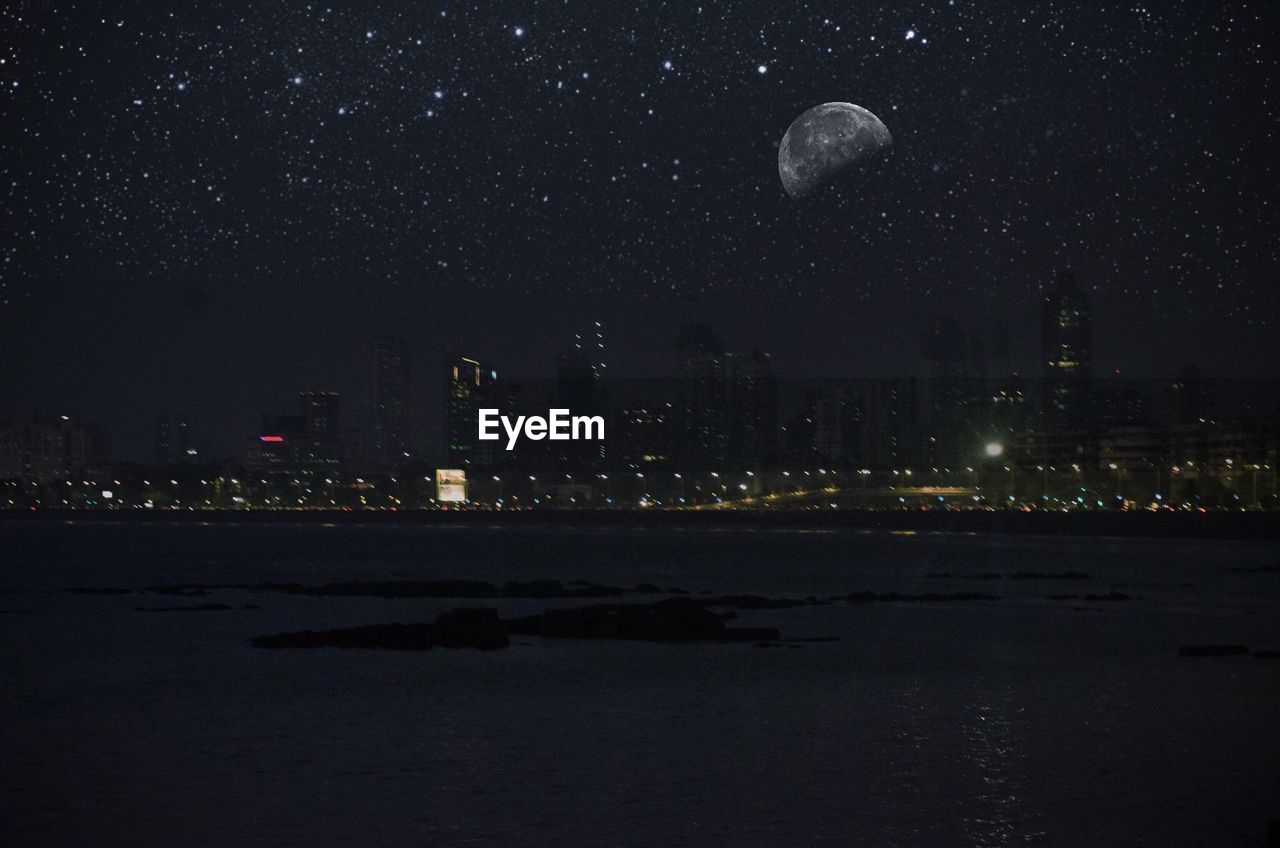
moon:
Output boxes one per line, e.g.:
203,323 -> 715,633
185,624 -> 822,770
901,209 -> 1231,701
777,102 -> 893,199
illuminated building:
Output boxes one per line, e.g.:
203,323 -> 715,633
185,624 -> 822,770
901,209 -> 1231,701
155,413 -> 193,466
0,415 -> 109,480
245,393 -> 343,478
301,391 -> 341,437
854,378 -> 923,469
435,468 -> 467,502
1040,270 -> 1094,426
616,406 -> 672,469
786,387 -> 857,466
445,353 -> 498,467
556,323 -> 609,471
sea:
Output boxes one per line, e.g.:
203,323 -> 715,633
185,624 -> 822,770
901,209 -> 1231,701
1,519 -> 1277,847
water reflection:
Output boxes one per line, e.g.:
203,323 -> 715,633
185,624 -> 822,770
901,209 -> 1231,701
959,690 -> 1039,845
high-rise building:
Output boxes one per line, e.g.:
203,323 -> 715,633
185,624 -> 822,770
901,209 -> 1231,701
0,415 -> 109,480
372,336 -> 409,468
1040,270 -> 1094,426
675,323 -> 728,469
921,318 -> 1011,465
1166,365 -> 1212,425
155,413 -> 192,466
854,378 -> 922,469
246,393 -> 343,478
445,353 -> 498,468
301,391 -> 341,437
726,349 -> 778,468
556,323 -> 608,471
616,406 -> 672,469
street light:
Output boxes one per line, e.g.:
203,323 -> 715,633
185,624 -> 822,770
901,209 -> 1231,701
985,442 -> 1004,458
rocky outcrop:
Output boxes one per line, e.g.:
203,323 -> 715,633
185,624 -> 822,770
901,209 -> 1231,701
1010,571 -> 1092,580
1178,644 -> 1250,657
136,603 -> 236,613
706,594 -> 813,610
253,622 -> 435,650
251,608 -> 508,651
926,571 -> 1091,580
431,608 -> 509,650
845,591 -> 999,603
517,599 -> 725,641
506,598 -> 782,643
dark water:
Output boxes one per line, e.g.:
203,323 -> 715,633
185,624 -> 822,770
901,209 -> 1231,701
2,520 -> 1278,846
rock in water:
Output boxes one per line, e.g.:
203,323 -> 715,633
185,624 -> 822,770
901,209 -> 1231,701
432,608 -> 509,650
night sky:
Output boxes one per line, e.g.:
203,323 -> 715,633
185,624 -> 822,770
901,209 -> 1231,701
1,2 -> 1276,459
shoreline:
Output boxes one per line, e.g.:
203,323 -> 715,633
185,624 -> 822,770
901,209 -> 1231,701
3,508 -> 1278,541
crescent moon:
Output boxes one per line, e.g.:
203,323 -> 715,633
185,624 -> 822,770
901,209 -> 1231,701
778,102 -> 893,199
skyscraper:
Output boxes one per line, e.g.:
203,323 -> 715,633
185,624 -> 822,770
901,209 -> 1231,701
245,393 -> 342,478
726,349 -> 778,468
300,392 -> 343,474
1040,270 -> 1094,426
301,391 -> 341,437
556,323 -> 608,471
855,378 -> 922,469
155,413 -> 191,466
675,323 -> 727,469
372,335 -> 409,468
921,317 -> 1011,465
445,353 -> 498,468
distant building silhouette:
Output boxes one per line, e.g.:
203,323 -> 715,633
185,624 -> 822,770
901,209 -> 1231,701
810,388 -> 857,465
0,414 -> 109,480
155,413 -> 192,466
556,323 -> 609,472
445,353 -> 498,468
921,317 -> 1010,465
616,406 -> 672,470
726,349 -> 778,469
856,378 -> 922,469
1166,364 -> 1212,425
372,335 -> 409,468
301,391 -> 341,437
246,393 -> 343,478
1040,270 -> 1093,426
675,323 -> 728,469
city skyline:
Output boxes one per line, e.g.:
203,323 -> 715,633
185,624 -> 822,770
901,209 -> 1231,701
3,273 -> 1276,515
4,273 -> 1277,464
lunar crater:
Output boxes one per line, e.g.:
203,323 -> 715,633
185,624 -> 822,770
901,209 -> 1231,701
778,102 -> 892,199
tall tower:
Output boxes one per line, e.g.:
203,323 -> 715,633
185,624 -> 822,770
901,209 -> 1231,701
445,353 -> 497,468
727,349 -> 778,468
298,391 -> 343,474
155,413 -> 191,466
675,323 -> 727,469
300,391 -> 341,436
373,335 -> 409,467
1040,270 -> 1093,427
556,322 -> 608,471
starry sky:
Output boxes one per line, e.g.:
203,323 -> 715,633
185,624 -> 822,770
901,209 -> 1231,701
1,1 -> 1276,459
